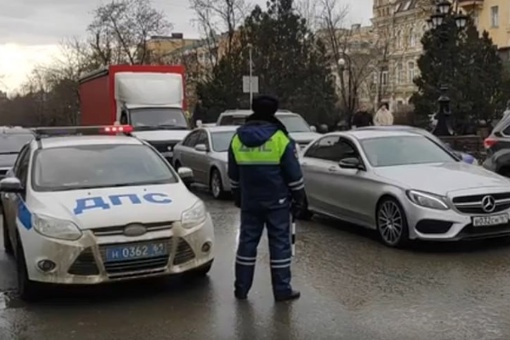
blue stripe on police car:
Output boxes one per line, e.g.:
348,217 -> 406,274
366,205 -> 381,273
73,192 -> 172,215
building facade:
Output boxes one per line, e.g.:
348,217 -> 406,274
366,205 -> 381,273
371,0 -> 433,112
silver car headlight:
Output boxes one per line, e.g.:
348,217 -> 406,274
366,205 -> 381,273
32,213 -> 82,241
406,190 -> 449,210
181,200 -> 207,229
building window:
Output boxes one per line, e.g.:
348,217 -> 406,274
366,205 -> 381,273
409,28 -> 416,47
408,61 -> 415,83
382,71 -> 389,85
396,31 -> 402,49
396,63 -> 404,84
491,6 -> 499,28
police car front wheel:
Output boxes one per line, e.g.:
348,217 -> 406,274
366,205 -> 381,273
2,213 -> 13,255
16,238 -> 42,301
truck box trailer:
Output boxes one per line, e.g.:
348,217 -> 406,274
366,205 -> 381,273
78,64 -> 191,161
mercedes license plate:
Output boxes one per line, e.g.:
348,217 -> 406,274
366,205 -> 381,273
105,241 -> 168,262
472,214 -> 509,227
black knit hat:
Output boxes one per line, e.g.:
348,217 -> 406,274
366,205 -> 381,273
252,95 -> 279,116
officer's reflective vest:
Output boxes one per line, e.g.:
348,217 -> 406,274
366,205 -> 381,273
231,130 -> 290,165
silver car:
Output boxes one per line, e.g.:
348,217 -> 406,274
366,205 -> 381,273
173,126 -> 237,199
298,129 -> 510,247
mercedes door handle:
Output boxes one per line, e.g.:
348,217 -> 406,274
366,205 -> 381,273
328,166 -> 338,172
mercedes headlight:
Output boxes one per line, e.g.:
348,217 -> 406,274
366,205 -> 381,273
406,190 -> 449,210
181,200 -> 207,229
32,213 -> 82,241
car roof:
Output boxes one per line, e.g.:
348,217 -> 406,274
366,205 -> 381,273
337,129 -> 424,140
219,110 -> 296,117
0,127 -> 34,135
201,125 -> 238,132
36,135 -> 144,149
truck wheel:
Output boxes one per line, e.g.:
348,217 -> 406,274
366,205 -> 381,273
16,237 -> 41,301
2,211 -> 13,255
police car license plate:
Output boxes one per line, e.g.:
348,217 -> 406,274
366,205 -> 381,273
472,214 -> 509,227
105,241 -> 168,262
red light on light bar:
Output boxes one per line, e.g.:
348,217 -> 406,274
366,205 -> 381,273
483,137 -> 497,149
102,125 -> 133,133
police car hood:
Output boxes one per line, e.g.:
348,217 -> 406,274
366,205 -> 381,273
30,184 -> 198,230
236,122 -> 278,147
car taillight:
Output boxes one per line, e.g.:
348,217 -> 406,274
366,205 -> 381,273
483,137 -> 497,149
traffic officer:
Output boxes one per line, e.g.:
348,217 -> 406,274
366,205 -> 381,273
228,95 -> 306,302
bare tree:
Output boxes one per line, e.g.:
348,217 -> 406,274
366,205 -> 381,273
88,0 -> 171,65
317,0 -> 375,121
189,0 -> 248,65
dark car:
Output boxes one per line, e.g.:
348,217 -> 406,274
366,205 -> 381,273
481,116 -> 510,176
0,127 -> 35,179
355,125 -> 478,164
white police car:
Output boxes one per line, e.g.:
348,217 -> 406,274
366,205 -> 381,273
0,125 -> 215,300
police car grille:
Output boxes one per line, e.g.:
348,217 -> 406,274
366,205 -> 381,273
148,141 -> 179,153
92,221 -> 173,237
173,238 -> 195,265
100,238 -> 172,278
68,247 -> 100,276
452,193 -> 510,214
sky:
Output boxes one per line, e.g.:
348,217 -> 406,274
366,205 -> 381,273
0,0 -> 372,93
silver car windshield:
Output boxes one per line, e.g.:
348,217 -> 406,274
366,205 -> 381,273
360,135 -> 457,167
211,131 -> 236,152
278,115 -> 311,133
32,144 -> 177,191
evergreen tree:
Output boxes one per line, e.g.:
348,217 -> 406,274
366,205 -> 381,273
197,0 -> 337,126
411,16 -> 505,131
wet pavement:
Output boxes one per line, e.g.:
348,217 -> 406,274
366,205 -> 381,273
2,191 -> 510,339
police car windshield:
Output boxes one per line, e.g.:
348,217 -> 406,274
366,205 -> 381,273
130,108 -> 189,129
0,133 -> 33,154
32,144 -> 177,191
211,131 -> 236,152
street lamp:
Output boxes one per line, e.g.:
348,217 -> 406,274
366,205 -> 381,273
427,0 -> 469,136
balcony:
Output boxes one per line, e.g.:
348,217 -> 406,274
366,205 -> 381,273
457,0 -> 483,9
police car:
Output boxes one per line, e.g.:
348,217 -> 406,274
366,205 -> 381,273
0,125 -> 215,300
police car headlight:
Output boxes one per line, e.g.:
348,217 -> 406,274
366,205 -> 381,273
181,200 -> 207,229
32,213 -> 82,241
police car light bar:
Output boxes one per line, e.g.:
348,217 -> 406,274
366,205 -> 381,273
32,125 -> 134,140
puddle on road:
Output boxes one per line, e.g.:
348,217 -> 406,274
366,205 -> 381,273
0,292 -> 7,310
0,291 -> 23,310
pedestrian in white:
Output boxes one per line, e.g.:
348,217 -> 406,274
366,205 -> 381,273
374,103 -> 394,126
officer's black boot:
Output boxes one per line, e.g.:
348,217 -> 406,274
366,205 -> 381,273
275,289 -> 301,302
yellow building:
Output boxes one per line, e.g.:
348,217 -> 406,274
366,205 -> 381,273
460,0 -> 509,48
145,33 -> 199,64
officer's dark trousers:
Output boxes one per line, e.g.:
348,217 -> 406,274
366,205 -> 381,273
235,207 -> 292,296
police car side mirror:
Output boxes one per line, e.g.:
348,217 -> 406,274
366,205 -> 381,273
178,167 -> 194,186
0,177 -> 24,193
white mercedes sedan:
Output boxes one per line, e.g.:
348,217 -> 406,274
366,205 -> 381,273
297,129 -> 510,248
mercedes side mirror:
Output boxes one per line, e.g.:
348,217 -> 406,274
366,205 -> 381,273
339,157 -> 363,170
310,125 -> 317,132
0,177 -> 24,193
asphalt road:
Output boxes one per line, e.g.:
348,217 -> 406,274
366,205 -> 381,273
2,190 -> 510,339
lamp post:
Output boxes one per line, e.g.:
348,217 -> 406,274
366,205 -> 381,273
338,55 -> 355,127
426,0 -> 469,136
